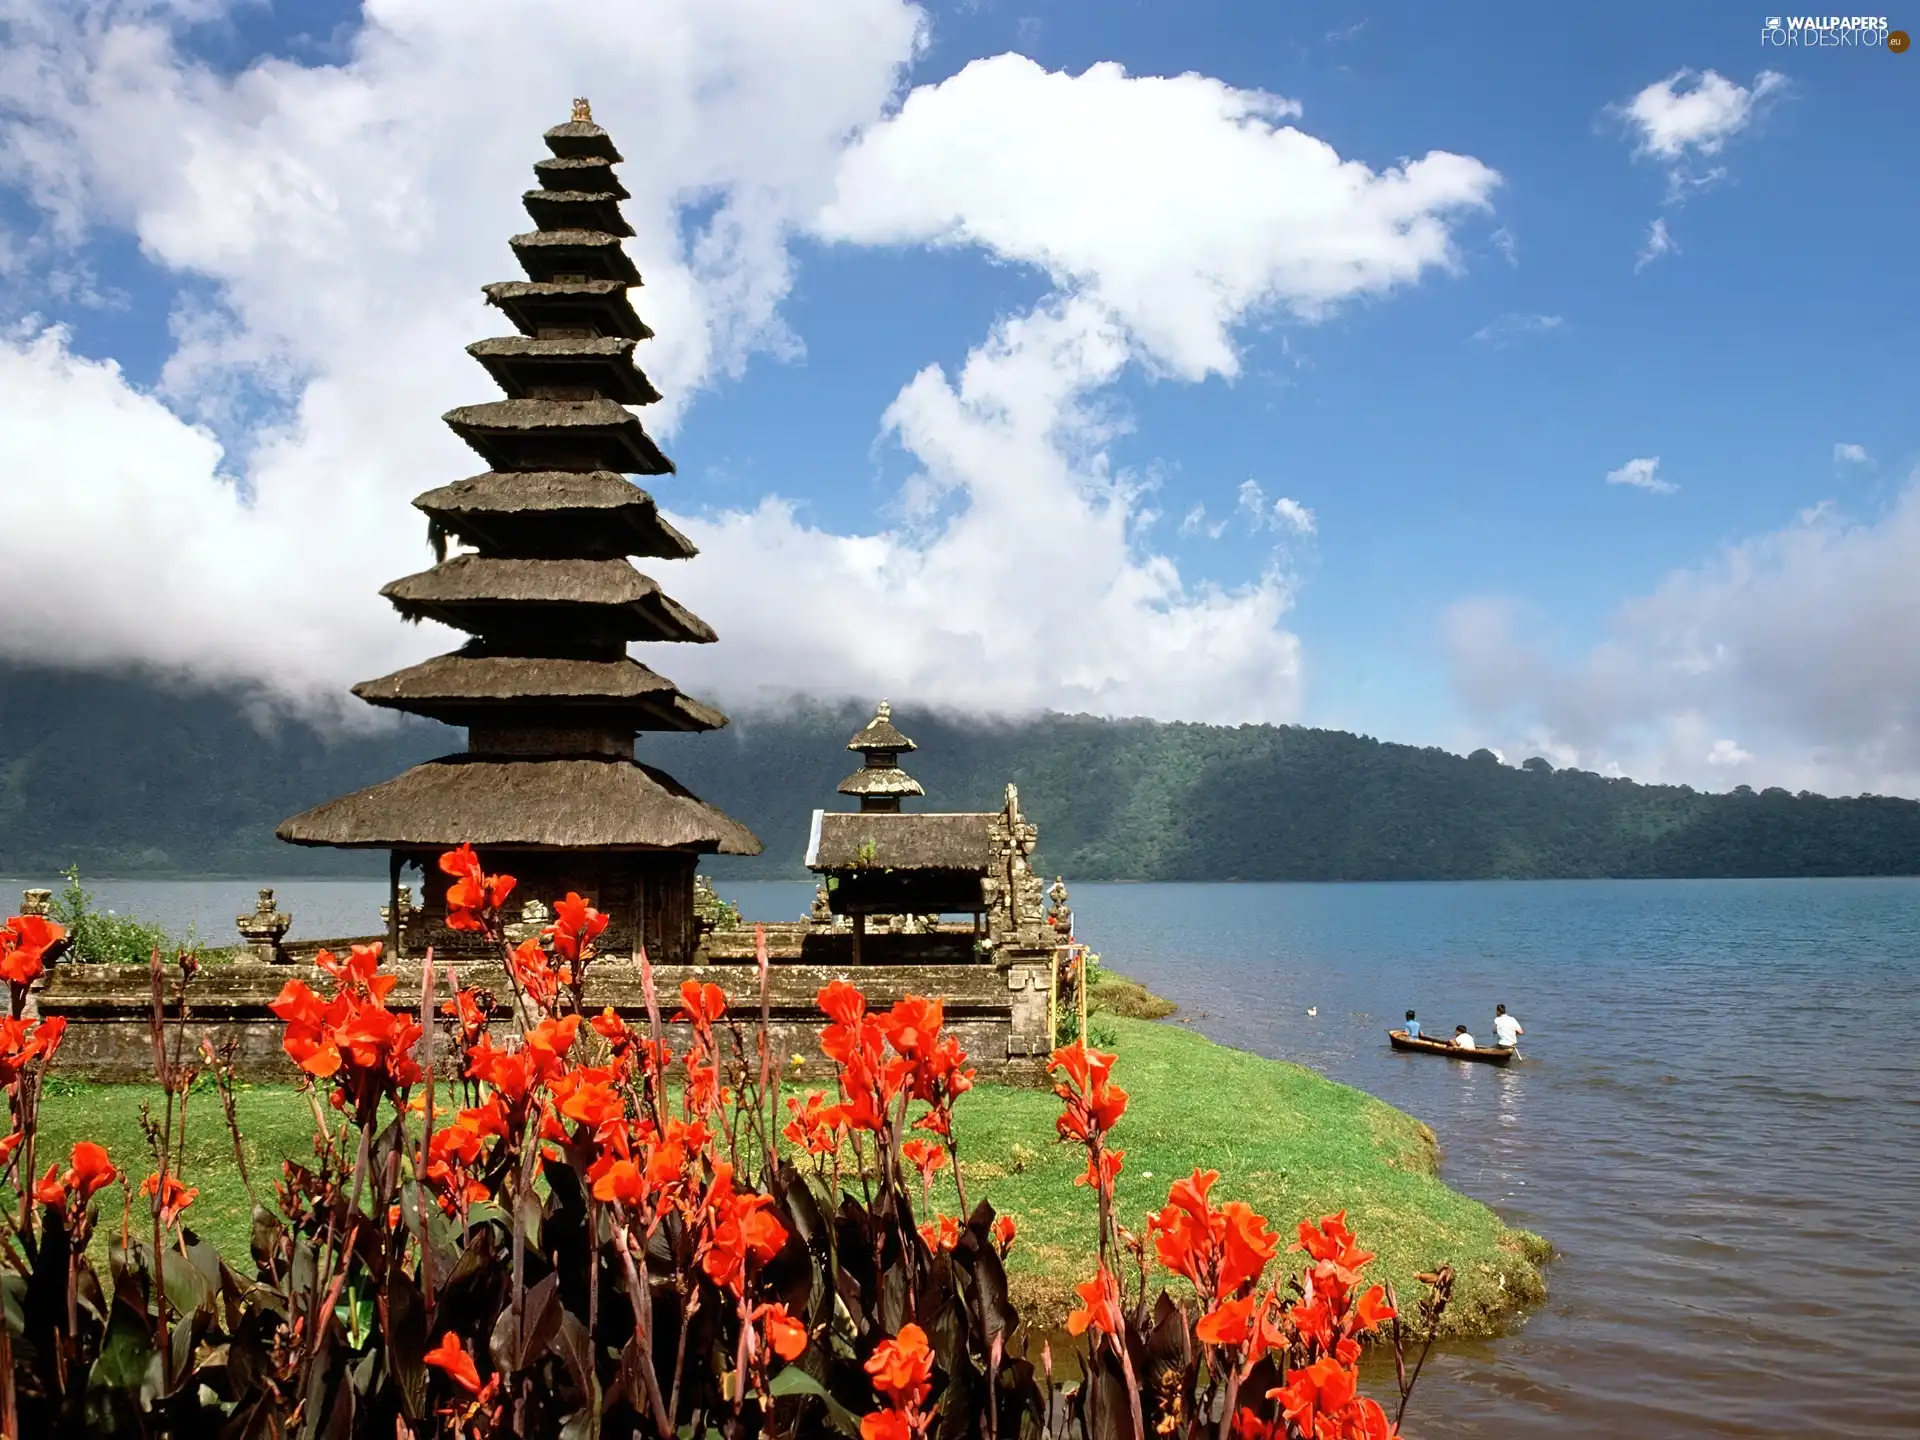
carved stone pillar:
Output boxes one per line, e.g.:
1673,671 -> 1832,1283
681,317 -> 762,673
236,889 -> 292,964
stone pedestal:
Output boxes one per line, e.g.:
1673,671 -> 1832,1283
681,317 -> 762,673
235,889 -> 292,964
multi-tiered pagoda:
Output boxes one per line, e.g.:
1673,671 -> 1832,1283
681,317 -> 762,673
279,101 -> 759,964
836,701 -> 924,813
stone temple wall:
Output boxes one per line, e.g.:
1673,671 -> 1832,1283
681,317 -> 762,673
36,957 -> 1055,1088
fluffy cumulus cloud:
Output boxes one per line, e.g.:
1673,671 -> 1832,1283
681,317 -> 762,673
1444,477 -> 1920,795
0,7 -> 1498,723
1616,68 -> 1786,161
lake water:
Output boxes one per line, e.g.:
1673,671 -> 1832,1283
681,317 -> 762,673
12,874 -> 1917,1438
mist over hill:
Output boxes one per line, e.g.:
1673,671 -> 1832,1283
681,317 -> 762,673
3,660 -> 1917,882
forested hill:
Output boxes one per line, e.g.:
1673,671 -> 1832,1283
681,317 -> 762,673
2,660 -> 1918,880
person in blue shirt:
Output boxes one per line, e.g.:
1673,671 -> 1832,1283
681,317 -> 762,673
1404,1010 -> 1421,1038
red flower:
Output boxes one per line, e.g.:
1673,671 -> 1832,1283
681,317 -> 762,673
675,979 -> 727,1027
140,1172 -> 197,1226
993,1213 -> 1017,1255
66,1141 -> 117,1202
880,996 -> 943,1060
439,845 -> 516,933
1272,1356 -> 1359,1437
1066,1266 -> 1125,1339
917,1213 -> 961,1253
759,1302 -> 808,1362
425,1332 -> 484,1395
547,892 -> 609,964
32,1164 -> 64,1206
783,1090 -> 846,1157
865,1323 -> 935,1408
900,1137 -> 948,1185
0,1015 -> 63,1089
0,914 -> 65,986
816,979 -> 867,1027
1196,1295 -> 1255,1347
860,1411 -> 911,1440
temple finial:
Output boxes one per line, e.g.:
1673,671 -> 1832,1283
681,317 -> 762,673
571,97 -> 593,123
876,700 -> 891,720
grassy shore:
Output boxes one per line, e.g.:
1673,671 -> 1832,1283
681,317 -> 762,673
33,981 -> 1547,1340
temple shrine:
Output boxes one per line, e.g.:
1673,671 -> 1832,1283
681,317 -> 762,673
276,100 -> 758,965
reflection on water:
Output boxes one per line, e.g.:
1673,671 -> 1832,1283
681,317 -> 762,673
16,874 -> 1915,1435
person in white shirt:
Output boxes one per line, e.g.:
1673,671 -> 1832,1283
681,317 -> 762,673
1451,1025 -> 1476,1048
1492,1004 -> 1524,1048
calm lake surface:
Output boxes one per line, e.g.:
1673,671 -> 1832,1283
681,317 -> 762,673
15,875 -> 1917,1438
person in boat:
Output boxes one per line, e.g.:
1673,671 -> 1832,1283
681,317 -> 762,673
1492,1004 -> 1524,1048
1452,1024 -> 1477,1049
1404,1010 -> 1421,1039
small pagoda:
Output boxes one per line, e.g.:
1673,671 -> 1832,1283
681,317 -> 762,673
278,100 -> 759,964
836,700 -> 924,813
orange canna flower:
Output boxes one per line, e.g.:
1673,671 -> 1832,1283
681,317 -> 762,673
860,1411 -> 911,1440
32,1163 -> 65,1207
547,892 -> 609,963
1196,1295 -> 1256,1347
864,1322 -> 935,1408
425,1331 -> 484,1395
993,1213 -> 1017,1254
140,1172 -> 197,1225
675,979 -> 727,1027
1065,1266 -> 1125,1339
917,1213 -> 961,1253
439,846 -> 516,932
759,1302 -> 808,1362
66,1141 -> 117,1202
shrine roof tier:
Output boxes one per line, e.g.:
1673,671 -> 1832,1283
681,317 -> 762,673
544,118 -> 622,162
444,397 -> 672,474
278,754 -> 760,854
836,767 -> 925,799
466,336 -> 661,406
510,229 -> 640,285
523,189 -> 630,237
380,555 -> 716,645
483,281 -> 651,341
414,471 -> 695,560
805,811 -> 993,873
534,155 -> 629,200
352,653 -> 726,732
848,706 -> 915,753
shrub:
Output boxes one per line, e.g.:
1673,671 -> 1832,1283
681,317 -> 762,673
49,866 -> 173,965
0,847 -> 1448,1438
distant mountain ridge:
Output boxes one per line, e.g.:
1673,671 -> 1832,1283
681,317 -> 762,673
2,660 -> 1917,881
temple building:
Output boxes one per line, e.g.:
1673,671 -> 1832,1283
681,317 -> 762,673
277,101 -> 759,964
804,703 -> 1050,966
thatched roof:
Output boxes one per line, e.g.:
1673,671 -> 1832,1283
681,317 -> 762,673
535,155 -> 628,200
466,337 -> 660,406
544,119 -> 622,162
444,397 -> 672,475
806,811 -> 993,873
413,471 -> 695,560
483,280 -> 650,342
523,189 -> 631,237
848,701 -> 914,753
381,555 -> 717,643
510,229 -> 640,285
836,767 -> 925,799
353,653 -> 726,731
279,754 -> 760,854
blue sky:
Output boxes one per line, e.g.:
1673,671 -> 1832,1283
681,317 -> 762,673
0,0 -> 1914,794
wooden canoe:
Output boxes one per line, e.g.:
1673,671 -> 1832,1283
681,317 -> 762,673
1388,1029 -> 1515,1066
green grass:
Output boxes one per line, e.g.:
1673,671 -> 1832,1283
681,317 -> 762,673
32,1016 -> 1547,1340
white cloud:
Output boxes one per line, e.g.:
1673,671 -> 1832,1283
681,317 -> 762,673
1179,503 -> 1227,540
1470,311 -> 1562,345
1606,456 -> 1677,494
1635,217 -> 1677,271
1235,479 -> 1316,537
1834,442 -> 1870,465
1615,68 -> 1786,163
0,16 -> 1497,725
818,54 -> 1498,381
1444,476 -> 1920,796
1706,738 -> 1752,767
1490,225 -> 1517,266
